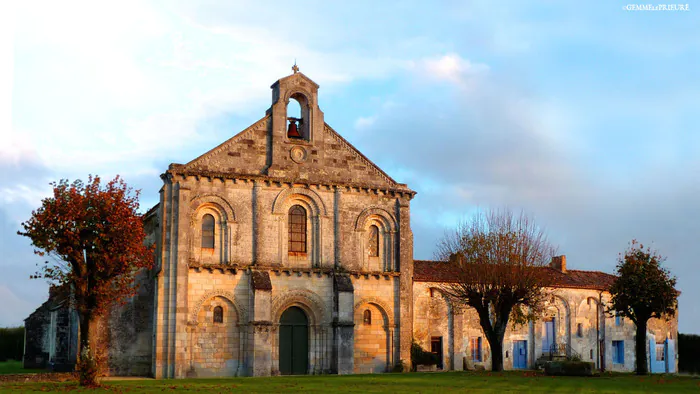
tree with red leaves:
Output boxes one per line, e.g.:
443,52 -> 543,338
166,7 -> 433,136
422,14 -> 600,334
608,240 -> 677,375
19,176 -> 153,386
436,208 -> 556,372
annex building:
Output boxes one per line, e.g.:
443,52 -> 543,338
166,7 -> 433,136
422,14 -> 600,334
23,69 -> 678,377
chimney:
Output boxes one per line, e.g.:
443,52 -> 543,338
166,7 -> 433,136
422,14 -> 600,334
551,255 -> 567,273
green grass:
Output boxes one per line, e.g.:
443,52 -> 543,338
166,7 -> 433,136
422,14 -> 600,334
1,371 -> 699,393
0,360 -> 44,375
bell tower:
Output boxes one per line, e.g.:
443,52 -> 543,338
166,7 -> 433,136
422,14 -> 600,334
266,65 -> 325,178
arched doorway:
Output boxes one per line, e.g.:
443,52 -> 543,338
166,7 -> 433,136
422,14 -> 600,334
279,306 -> 309,375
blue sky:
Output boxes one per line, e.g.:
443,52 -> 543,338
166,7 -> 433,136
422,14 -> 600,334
1,1 -> 698,333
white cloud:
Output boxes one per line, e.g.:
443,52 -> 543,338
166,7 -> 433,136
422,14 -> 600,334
354,116 -> 377,130
421,54 -> 489,84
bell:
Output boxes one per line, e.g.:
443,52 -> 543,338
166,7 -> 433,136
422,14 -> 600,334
287,121 -> 302,138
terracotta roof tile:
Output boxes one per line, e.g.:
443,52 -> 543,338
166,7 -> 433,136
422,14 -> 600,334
413,260 -> 616,291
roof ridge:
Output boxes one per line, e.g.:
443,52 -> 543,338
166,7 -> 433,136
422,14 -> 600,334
324,123 -> 400,187
180,115 -> 269,170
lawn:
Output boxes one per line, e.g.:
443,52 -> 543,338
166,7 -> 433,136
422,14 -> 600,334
0,360 -> 44,375
1,371 -> 699,393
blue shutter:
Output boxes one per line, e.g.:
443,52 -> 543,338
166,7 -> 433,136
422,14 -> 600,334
666,339 -> 676,373
619,341 -> 625,364
649,339 -> 659,373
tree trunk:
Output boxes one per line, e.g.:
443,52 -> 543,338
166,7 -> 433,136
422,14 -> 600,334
635,318 -> 648,375
78,311 -> 100,386
488,334 -> 505,372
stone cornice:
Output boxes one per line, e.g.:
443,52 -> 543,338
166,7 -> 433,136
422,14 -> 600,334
186,262 -> 402,279
163,169 -> 416,199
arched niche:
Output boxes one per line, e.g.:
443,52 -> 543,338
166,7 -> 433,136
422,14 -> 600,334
355,207 -> 398,272
272,188 -> 327,268
188,194 -> 237,265
285,91 -> 312,141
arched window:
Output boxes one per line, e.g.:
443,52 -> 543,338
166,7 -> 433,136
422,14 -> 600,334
288,205 -> 307,253
287,97 -> 304,139
363,309 -> 372,325
213,306 -> 223,323
201,214 -> 215,249
368,225 -> 379,257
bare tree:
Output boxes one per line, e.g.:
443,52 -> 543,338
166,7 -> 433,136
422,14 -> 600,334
436,208 -> 556,372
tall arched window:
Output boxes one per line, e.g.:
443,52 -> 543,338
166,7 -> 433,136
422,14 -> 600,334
288,205 -> 307,253
368,225 -> 379,257
201,214 -> 215,249
213,306 -> 223,323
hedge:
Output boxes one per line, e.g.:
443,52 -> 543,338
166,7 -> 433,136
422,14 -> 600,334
0,327 -> 24,362
679,333 -> 700,374
544,361 -> 594,376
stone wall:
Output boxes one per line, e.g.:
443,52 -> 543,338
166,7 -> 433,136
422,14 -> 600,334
104,268 -> 155,376
412,282 -> 679,373
23,301 -> 51,369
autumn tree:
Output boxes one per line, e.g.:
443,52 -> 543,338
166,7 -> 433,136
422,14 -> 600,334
18,176 -> 153,386
436,209 -> 556,372
608,240 -> 677,375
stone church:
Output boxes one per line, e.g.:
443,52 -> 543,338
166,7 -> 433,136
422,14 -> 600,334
23,69 -> 678,377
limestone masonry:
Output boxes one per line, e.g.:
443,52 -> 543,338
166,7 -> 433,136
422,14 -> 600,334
24,71 -> 678,376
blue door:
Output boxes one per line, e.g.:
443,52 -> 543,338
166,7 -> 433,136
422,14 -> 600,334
543,319 -> 555,353
513,340 -> 527,369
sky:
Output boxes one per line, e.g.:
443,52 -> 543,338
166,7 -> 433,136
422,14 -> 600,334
1,1 -> 698,333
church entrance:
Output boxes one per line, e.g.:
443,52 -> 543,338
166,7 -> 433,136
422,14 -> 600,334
279,306 -> 309,375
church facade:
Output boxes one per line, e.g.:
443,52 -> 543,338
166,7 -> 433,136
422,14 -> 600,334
23,71 -> 678,377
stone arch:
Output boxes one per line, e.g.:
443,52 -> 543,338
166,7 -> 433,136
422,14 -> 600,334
189,194 -> 236,222
284,89 -> 316,108
273,188 -> 326,268
545,293 -> 571,317
189,194 -> 237,265
353,299 -> 393,374
354,297 -> 395,327
189,289 -> 247,324
578,296 -> 600,314
272,187 -> 327,216
541,293 -> 571,354
355,207 -> 398,272
271,289 -> 328,325
354,206 -> 397,232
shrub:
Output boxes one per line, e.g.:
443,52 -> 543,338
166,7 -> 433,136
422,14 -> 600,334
411,340 -> 439,371
679,333 -> 700,374
0,327 -> 24,361
544,361 -> 594,376
391,360 -> 408,373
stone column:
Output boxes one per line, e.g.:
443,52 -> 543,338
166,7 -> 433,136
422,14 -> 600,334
453,310 -> 465,371
252,181 -> 263,265
396,196 -> 414,367
332,275 -> 354,374
248,270 -> 273,376
333,187 -> 342,269
173,184 -> 192,378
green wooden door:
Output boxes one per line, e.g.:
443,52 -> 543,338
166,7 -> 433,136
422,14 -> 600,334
279,307 -> 309,375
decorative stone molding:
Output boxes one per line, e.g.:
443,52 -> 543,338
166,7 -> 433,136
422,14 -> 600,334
271,187 -> 328,216
271,289 -> 328,325
189,194 -> 236,222
353,297 -> 395,326
290,146 -> 308,163
250,321 -> 274,333
354,206 -> 398,232
189,289 -> 247,324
